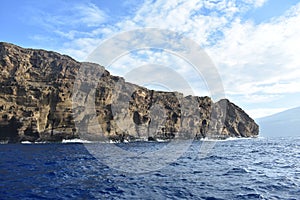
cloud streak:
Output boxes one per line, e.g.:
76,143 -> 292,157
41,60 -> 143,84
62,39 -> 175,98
208,2 -> 300,103
28,0 -> 300,117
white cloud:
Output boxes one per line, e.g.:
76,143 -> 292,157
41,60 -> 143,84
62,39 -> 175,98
29,3 -> 110,60
247,0 -> 268,8
61,38 -> 102,61
74,3 -> 107,27
247,107 -> 291,119
105,49 -> 210,96
48,0 -> 270,61
208,2 -> 300,104
28,2 -> 108,43
29,0 -> 300,114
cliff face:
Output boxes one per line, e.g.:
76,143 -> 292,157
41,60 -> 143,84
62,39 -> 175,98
0,42 -> 259,143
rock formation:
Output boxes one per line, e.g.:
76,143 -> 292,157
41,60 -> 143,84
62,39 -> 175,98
0,42 -> 259,143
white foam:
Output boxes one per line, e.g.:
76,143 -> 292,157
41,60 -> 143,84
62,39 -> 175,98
200,137 -> 257,142
109,140 -> 120,144
156,138 -> 169,142
21,141 -> 32,144
224,137 -> 253,141
61,138 -> 93,143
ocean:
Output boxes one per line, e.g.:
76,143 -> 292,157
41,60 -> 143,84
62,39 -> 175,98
1,137 -> 299,199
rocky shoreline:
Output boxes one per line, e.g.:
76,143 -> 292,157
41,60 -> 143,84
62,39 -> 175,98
0,42 -> 259,143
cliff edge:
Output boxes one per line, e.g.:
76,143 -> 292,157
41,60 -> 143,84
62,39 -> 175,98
0,42 -> 259,143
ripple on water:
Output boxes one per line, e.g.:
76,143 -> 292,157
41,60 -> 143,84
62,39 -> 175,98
223,167 -> 250,175
1,138 -> 300,199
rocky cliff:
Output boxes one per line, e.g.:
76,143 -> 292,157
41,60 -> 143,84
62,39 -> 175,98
0,42 -> 259,143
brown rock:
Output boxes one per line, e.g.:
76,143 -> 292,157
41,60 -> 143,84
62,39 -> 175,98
0,42 -> 259,143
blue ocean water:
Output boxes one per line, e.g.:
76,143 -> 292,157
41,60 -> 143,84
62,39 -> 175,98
1,137 -> 300,199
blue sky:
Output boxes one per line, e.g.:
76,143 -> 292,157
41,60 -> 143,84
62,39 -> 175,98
1,0 -> 300,118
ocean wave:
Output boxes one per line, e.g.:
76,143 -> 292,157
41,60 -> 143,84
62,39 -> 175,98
61,139 -> 93,143
21,141 -> 32,144
10,136 -> 258,145
200,137 -> 256,142
1,137 -> 299,199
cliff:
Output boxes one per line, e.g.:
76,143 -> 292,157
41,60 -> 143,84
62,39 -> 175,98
0,42 -> 259,143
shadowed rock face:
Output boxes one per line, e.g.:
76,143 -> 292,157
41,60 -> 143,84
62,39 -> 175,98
0,42 -> 259,143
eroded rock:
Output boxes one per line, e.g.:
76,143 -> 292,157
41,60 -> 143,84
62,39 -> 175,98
0,42 -> 259,143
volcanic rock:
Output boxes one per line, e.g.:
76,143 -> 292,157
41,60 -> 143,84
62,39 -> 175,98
0,42 -> 259,143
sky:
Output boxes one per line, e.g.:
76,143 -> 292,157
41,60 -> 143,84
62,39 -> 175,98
1,0 -> 300,119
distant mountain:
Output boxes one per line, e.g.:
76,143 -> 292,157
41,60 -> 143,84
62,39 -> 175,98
257,107 -> 300,137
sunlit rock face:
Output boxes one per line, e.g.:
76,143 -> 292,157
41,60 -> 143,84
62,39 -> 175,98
0,42 -> 259,143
